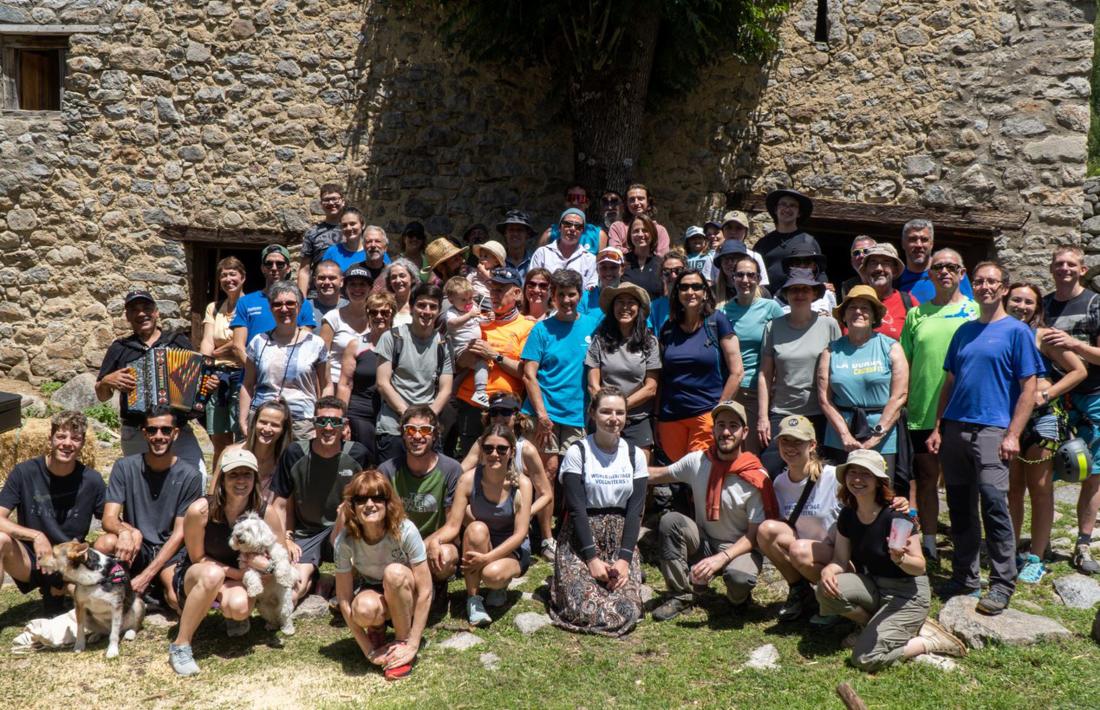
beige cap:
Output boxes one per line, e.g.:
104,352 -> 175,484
711,399 -> 748,425
721,210 -> 750,229
776,415 -> 815,442
219,448 -> 258,473
836,449 -> 889,481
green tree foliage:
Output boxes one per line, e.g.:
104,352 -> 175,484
443,0 -> 788,190
1089,2 -> 1100,175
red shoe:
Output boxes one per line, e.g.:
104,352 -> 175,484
383,640 -> 414,681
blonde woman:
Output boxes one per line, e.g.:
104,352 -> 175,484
200,256 -> 247,466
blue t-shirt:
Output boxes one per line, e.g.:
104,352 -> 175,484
320,242 -> 366,273
548,222 -> 601,254
520,313 -> 600,427
579,286 -> 602,317
943,316 -> 1044,428
230,290 -> 318,343
722,298 -> 785,389
897,268 -> 973,303
658,312 -> 734,420
648,296 -> 670,334
825,333 -> 899,454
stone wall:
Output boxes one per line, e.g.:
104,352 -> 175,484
0,0 -> 1094,382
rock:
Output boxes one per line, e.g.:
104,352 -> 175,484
640,584 -> 654,604
291,594 -> 330,619
914,654 -> 959,672
1015,599 -> 1042,612
1053,574 -> 1100,609
144,613 -> 174,629
20,394 -> 46,418
507,576 -> 527,590
744,644 -> 780,670
1054,484 -> 1081,505
514,612 -> 552,635
479,652 -> 501,670
6,209 -> 38,232
436,631 -> 484,651
50,373 -> 103,412
938,595 -> 1072,649
1022,136 -> 1086,164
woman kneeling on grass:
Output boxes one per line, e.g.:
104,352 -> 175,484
435,424 -> 535,626
169,449 -> 267,677
816,449 -> 966,671
334,469 -> 431,680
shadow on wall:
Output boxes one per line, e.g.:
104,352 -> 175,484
341,0 -> 572,240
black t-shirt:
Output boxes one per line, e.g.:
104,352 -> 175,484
753,229 -> 828,292
836,505 -> 910,578
0,457 -> 106,544
106,454 -> 202,547
272,441 -> 370,537
1042,290 -> 1100,394
622,253 -> 663,301
97,330 -> 197,426
348,349 -> 381,419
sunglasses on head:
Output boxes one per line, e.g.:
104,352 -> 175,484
352,494 -> 387,506
314,416 -> 345,429
142,425 -> 174,435
483,444 -> 511,456
403,424 -> 435,437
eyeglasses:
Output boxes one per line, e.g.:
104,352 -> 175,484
677,282 -> 706,292
972,278 -> 1002,287
733,271 -> 759,280
368,308 -> 393,317
403,424 -> 435,437
314,416 -> 346,429
263,260 -> 288,268
320,197 -> 343,204
526,282 -> 550,291
930,262 -> 961,273
271,301 -> 298,310
488,407 -> 517,418
661,268 -> 684,278
352,494 -> 387,506
142,425 -> 174,435
851,248 -> 873,258
483,444 -> 511,456
560,221 -> 584,231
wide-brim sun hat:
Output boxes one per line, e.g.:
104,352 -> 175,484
781,247 -> 827,273
780,268 -> 826,300
473,240 -> 507,267
836,448 -> 889,482
496,210 -> 535,236
834,284 -> 887,325
765,188 -> 814,224
713,238 -> 750,268
599,282 -> 651,317
423,238 -> 469,273
859,243 -> 905,278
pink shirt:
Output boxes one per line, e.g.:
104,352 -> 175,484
609,220 -> 671,256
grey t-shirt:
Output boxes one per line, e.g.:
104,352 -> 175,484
666,450 -> 765,544
333,518 -> 427,584
375,325 -> 454,436
761,314 -> 841,416
584,333 -> 661,418
105,454 -> 203,547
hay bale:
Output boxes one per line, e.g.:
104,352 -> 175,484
0,418 -> 99,486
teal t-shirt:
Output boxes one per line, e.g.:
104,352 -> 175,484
521,313 -> 600,427
824,333 -> 898,454
723,297 -> 785,389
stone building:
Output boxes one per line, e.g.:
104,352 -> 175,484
0,0 -> 1093,381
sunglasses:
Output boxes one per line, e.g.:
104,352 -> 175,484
526,282 -> 550,291
972,278 -> 1002,287
142,425 -> 174,435
560,221 -> 584,230
263,260 -> 288,268
352,494 -> 387,506
851,248 -> 873,258
483,444 -> 511,456
368,308 -> 393,317
661,268 -> 684,278
314,416 -> 346,428
677,282 -> 706,292
930,262 -> 961,273
403,424 -> 435,437
733,271 -> 759,280
488,407 -> 517,418
271,301 -> 298,309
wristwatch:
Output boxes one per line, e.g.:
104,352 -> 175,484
494,353 -> 504,364
870,424 -> 886,437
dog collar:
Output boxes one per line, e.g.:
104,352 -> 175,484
107,561 -> 128,585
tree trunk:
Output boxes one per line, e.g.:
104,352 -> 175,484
567,9 -> 661,195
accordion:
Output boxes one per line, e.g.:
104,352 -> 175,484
127,347 -> 214,416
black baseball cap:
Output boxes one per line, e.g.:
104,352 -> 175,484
124,290 -> 155,305
488,392 -> 521,410
490,266 -> 523,287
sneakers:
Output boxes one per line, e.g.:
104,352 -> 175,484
922,541 -> 939,563
471,391 -> 490,408
652,596 -> 693,622
918,618 -> 968,657
809,612 -> 843,627
1017,554 -> 1046,584
168,643 -> 200,676
1073,543 -> 1100,575
976,588 -> 1012,616
540,538 -> 557,562
937,579 -> 981,601
485,589 -> 507,608
225,618 -> 251,637
777,581 -> 811,622
466,595 -> 491,626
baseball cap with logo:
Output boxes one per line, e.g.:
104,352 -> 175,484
490,266 -> 523,287
776,415 -> 816,442
597,247 -> 625,265
219,448 -> 259,474
711,400 -> 748,425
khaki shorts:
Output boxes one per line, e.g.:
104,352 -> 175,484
541,424 -> 586,456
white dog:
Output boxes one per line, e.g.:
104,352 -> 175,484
228,513 -> 298,635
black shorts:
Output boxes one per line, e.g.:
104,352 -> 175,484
622,416 -> 655,449
12,540 -> 63,595
294,526 -> 336,568
128,540 -> 185,578
909,428 -> 936,456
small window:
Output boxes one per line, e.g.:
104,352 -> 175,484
1,35 -> 67,111
815,0 -> 829,44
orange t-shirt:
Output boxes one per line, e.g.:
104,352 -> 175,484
457,315 -> 536,406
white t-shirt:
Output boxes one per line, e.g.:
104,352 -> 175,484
772,465 -> 841,542
559,435 -> 647,509
665,450 -> 765,543
333,518 -> 427,584
323,307 -> 370,384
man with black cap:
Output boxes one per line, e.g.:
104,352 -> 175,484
452,266 -> 536,458
95,290 -> 210,474
297,183 -> 346,298
754,189 -> 826,292
497,210 -> 536,277
230,244 -> 318,362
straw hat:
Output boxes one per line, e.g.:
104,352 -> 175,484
423,238 -> 468,273
833,284 -> 887,326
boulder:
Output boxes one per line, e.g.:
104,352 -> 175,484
514,612 -> 552,635
914,654 -> 958,672
50,373 -> 108,413
744,643 -> 780,670
1053,574 -> 1100,609
938,595 -> 1072,649
479,652 -> 501,670
291,594 -> 330,619
436,631 -> 484,650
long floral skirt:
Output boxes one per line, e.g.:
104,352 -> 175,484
549,512 -> 643,637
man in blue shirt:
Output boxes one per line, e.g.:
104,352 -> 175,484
896,219 -> 973,302
928,261 -> 1042,616
230,244 -> 317,360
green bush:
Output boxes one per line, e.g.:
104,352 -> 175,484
39,380 -> 63,396
84,403 -> 119,430
1090,2 -> 1100,175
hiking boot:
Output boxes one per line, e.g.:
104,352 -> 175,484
918,618 -> 967,657
1073,543 -> 1100,575
225,618 -> 251,637
922,541 -> 939,563
1017,555 -> 1046,584
485,589 -> 507,608
937,579 -> 980,601
466,595 -> 491,627
976,588 -> 1011,616
540,538 -> 557,563
809,612 -> 843,627
168,643 -> 200,676
652,596 -> 693,622
777,581 -> 811,622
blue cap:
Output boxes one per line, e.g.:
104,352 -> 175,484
715,238 -> 749,261
490,266 -> 523,287
559,208 -> 586,225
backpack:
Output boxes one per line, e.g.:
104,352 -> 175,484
658,313 -> 727,377
899,290 -> 914,313
389,325 -> 447,385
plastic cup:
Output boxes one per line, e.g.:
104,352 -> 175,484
888,517 -> 914,551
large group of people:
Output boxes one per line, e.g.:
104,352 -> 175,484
3,182 -> 1098,680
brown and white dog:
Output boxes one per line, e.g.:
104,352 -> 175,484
38,541 -> 145,658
